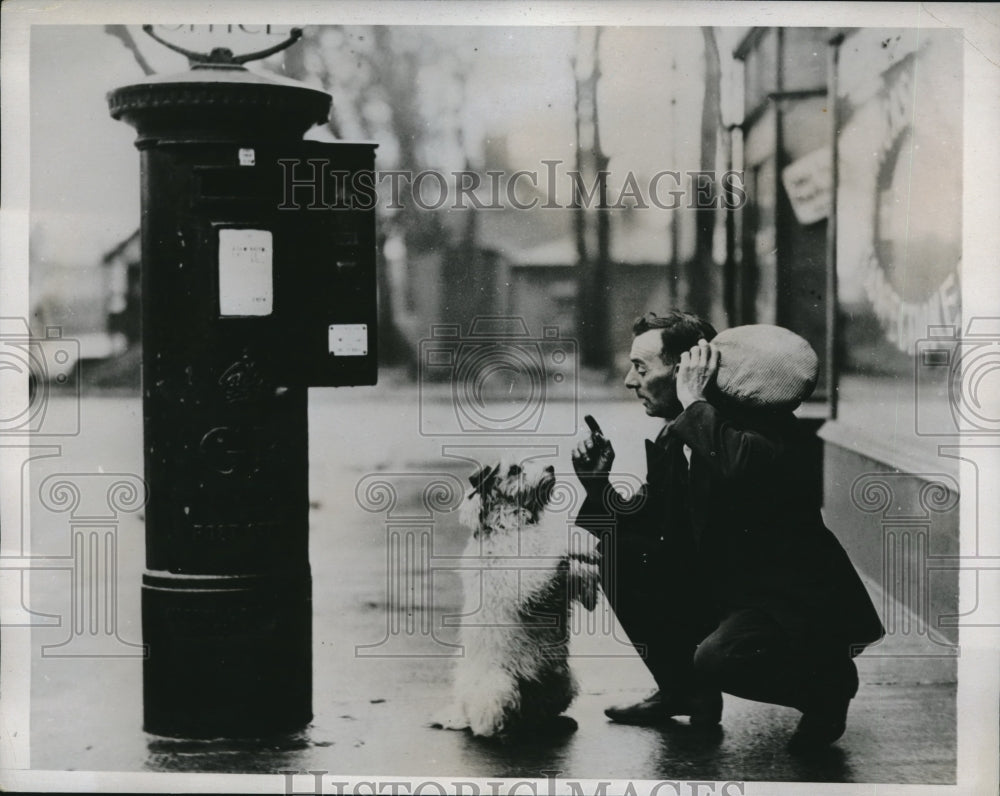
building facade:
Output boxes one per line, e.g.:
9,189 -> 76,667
729,27 -> 963,681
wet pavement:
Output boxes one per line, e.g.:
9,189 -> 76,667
23,386 -> 956,784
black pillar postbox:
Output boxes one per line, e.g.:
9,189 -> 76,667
108,30 -> 377,739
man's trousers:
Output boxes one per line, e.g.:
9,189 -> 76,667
603,559 -> 860,711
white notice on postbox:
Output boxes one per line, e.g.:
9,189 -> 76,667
218,228 -> 273,316
329,324 -> 368,356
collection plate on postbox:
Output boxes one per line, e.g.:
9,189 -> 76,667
198,140 -> 378,387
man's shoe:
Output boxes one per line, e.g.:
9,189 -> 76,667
604,690 -> 722,727
787,697 -> 850,753
788,658 -> 858,752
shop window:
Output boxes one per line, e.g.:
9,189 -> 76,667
834,29 -> 962,450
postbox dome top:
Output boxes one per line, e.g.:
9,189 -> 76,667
107,63 -> 332,145
131,64 -> 320,90
107,26 -> 332,144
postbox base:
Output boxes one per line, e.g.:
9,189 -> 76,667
141,572 -> 312,739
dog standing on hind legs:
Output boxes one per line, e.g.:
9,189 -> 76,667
431,457 -> 600,739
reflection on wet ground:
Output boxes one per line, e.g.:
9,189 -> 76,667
138,681 -> 951,784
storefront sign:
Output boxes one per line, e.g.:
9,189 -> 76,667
858,56 -> 961,355
861,251 -> 962,355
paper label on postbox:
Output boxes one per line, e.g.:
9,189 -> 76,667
218,228 -> 273,316
329,324 -> 368,356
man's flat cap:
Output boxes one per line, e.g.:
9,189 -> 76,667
712,324 -> 819,409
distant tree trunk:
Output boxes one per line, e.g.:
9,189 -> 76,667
445,68 -> 483,331
722,125 -> 738,324
688,27 -> 723,319
573,48 -> 588,278
460,158 -> 483,322
574,27 -> 611,371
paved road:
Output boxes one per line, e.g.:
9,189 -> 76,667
22,388 -> 956,784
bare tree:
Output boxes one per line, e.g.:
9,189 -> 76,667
573,27 -> 612,371
105,25 -> 156,76
292,26 -> 485,363
687,27 -> 723,320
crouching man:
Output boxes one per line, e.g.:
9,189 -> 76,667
572,311 -> 884,751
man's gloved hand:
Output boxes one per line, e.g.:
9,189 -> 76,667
677,338 -> 719,409
572,414 -> 616,492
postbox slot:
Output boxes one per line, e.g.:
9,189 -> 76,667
197,167 -> 269,199
331,231 -> 359,246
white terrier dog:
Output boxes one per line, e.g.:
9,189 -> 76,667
432,457 -> 600,739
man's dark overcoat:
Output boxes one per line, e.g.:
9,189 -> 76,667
576,399 -> 885,651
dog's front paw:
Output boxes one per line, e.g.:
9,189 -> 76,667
568,557 -> 600,611
466,681 -> 516,738
429,705 -> 469,731
468,707 -> 507,738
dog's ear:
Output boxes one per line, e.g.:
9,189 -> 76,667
468,462 -> 500,496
